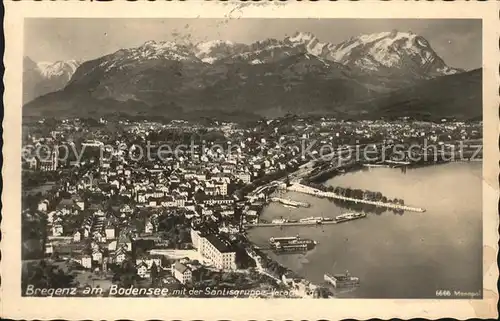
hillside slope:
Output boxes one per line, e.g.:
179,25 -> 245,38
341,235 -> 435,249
360,69 -> 482,121
23,57 -> 80,103
23,31 -> 478,121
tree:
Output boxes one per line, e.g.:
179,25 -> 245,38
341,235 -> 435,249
22,260 -> 77,295
150,261 -> 159,286
113,259 -> 139,287
178,228 -> 191,243
160,256 -> 171,268
284,175 -> 291,186
315,287 -> 331,298
50,251 -> 61,261
353,189 -> 363,199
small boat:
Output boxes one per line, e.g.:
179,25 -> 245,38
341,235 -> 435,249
269,236 -> 299,243
272,243 -> 309,253
279,199 -> 300,208
335,212 -> 366,223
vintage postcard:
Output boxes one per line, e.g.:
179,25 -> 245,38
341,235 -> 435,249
2,0 -> 499,320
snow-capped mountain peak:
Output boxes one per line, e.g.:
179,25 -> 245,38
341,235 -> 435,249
288,31 -> 316,43
36,60 -> 80,79
326,30 -> 461,76
135,40 -> 196,60
34,30 -> 460,93
23,57 -> 82,103
284,31 -> 325,56
195,40 -> 235,55
95,40 -> 200,72
193,40 -> 247,63
83,31 -> 460,79
140,40 -> 181,51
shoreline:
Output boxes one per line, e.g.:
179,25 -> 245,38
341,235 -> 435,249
244,161 -> 478,296
305,159 -> 481,185
242,235 -> 326,298
246,161 -> 481,298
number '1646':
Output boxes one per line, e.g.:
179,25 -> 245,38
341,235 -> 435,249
436,290 -> 452,296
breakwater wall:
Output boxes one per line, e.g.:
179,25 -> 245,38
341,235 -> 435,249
288,183 -> 426,213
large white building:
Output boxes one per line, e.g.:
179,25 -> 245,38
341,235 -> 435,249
36,148 -> 59,172
215,182 -> 227,195
237,172 -> 251,184
191,229 -> 236,270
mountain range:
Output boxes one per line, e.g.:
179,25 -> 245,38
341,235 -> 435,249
23,57 -> 81,103
23,31 -> 480,121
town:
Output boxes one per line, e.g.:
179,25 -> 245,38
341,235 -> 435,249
21,115 -> 482,298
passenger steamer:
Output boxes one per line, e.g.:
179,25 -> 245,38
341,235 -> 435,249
269,235 -> 317,253
324,271 -> 360,288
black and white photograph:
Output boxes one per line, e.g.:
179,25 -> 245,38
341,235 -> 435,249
20,17 -> 484,300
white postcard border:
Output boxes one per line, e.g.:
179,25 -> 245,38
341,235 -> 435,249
2,1 -> 499,319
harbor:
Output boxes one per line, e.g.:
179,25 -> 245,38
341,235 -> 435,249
246,162 -> 481,298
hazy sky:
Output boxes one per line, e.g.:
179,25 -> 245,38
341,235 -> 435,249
25,18 -> 482,70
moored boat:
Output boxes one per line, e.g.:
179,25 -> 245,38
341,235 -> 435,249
324,271 -> 360,288
335,212 -> 366,223
269,235 -> 300,243
299,216 -> 323,223
269,235 -> 317,253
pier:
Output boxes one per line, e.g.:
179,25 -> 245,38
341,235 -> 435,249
245,220 -> 338,228
287,183 -> 426,213
383,160 -> 411,165
269,197 -> 310,208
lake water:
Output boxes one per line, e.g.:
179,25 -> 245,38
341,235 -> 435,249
247,162 -> 483,298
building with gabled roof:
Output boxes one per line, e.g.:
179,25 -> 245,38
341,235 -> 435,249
172,261 -> 192,284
